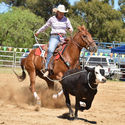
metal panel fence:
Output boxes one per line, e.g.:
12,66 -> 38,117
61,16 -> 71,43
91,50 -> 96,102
0,50 -> 24,67
1,48 -> 125,81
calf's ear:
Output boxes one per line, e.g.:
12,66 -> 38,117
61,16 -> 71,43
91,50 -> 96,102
84,66 -> 94,72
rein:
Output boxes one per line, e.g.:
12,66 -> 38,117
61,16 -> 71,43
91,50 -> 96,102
71,32 -> 94,49
70,34 -> 83,49
81,35 -> 95,49
72,38 -> 83,49
87,72 -> 97,90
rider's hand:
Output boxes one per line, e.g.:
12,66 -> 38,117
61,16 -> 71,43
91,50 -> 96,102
35,33 -> 39,37
68,28 -> 73,33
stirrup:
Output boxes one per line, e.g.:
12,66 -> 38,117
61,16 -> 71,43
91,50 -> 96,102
43,70 -> 49,77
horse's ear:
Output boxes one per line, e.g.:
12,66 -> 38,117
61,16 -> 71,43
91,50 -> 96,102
81,25 -> 86,30
78,26 -> 82,31
78,25 -> 86,31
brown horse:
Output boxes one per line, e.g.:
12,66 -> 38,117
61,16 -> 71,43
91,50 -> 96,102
14,25 -> 97,105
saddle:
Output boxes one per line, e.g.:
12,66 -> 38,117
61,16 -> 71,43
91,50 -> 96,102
35,38 -> 70,70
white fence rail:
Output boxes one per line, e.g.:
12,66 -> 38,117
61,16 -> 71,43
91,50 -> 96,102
1,49 -> 125,81
0,50 -> 24,67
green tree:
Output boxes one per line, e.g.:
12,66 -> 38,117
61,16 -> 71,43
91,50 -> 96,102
101,20 -> 123,41
102,0 -> 114,6
25,0 -> 70,21
0,0 -> 26,6
118,0 -> 125,22
73,0 -> 123,42
0,7 -> 47,48
4,0 -> 71,21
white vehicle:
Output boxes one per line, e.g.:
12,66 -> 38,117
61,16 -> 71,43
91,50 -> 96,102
84,55 -> 120,77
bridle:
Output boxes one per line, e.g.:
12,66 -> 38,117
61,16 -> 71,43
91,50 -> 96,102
80,32 -> 95,49
72,38 -> 83,49
71,31 -> 95,49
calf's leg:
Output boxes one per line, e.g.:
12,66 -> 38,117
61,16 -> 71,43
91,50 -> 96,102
63,89 -> 74,117
74,97 -> 80,119
80,96 -> 95,111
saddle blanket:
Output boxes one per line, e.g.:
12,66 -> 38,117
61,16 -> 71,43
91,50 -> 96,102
35,46 -> 45,57
35,44 -> 67,60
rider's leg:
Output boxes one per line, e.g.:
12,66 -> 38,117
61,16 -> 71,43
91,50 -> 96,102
43,35 -> 60,77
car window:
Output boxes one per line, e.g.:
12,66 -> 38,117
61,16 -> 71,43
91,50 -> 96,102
101,58 -> 108,66
87,57 -> 108,66
88,57 -> 101,66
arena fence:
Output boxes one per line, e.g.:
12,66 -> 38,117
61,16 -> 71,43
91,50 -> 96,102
0,45 -> 29,68
0,46 -> 125,81
0,50 -> 25,67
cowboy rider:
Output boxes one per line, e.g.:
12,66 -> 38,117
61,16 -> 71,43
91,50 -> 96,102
35,4 -> 73,77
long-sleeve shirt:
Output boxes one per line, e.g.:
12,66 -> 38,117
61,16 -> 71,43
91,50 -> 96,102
36,16 -> 73,35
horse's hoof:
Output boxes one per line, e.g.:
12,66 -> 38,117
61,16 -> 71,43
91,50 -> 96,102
52,94 -> 58,99
34,105 -> 40,111
36,100 -> 41,105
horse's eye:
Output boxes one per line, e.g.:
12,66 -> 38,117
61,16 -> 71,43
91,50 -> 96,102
83,35 -> 87,38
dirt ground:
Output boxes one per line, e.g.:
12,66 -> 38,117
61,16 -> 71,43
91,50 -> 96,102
0,68 -> 125,125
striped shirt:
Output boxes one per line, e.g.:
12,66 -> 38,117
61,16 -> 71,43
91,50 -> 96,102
36,16 -> 73,35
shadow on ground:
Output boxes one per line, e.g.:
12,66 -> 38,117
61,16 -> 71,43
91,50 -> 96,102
57,112 -> 97,124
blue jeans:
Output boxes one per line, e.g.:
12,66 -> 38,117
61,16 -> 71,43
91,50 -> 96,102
45,35 -> 65,69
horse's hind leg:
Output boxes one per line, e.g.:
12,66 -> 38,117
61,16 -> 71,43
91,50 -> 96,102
44,78 -> 54,89
36,70 -> 54,90
27,69 -> 41,106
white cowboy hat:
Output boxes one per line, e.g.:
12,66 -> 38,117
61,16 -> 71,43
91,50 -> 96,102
53,5 -> 68,13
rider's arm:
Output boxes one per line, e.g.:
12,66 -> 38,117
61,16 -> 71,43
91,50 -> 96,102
36,17 -> 52,35
66,18 -> 73,33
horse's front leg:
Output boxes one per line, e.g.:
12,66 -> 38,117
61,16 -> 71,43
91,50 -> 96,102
52,80 -> 63,99
52,89 -> 63,99
28,70 -> 41,106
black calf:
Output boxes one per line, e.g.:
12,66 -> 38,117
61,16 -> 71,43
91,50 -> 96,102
61,65 -> 106,119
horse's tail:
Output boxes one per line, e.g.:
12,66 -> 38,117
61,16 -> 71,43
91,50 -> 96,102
13,58 -> 26,82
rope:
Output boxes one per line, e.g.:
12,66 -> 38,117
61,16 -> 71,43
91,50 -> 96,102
33,30 -> 49,52
87,72 -> 97,90
41,68 -> 97,90
40,69 -> 85,83
33,29 -> 49,41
